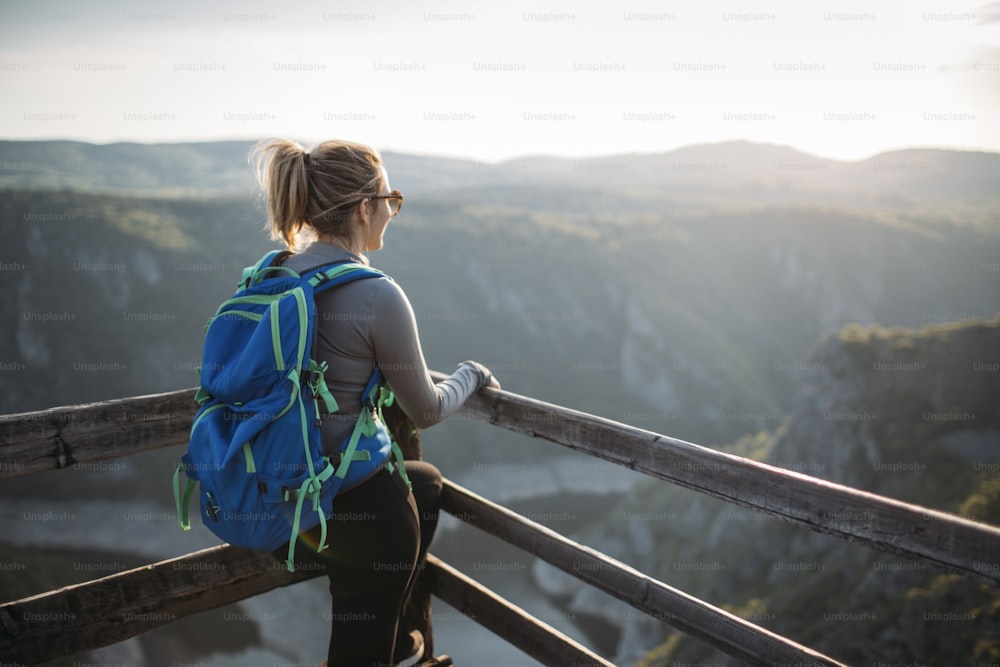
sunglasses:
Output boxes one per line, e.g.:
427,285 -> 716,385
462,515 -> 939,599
367,190 -> 403,216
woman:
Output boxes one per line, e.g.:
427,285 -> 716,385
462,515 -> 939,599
253,138 -> 498,667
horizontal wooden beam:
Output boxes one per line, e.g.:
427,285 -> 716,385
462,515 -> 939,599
452,383 -> 1000,584
441,480 -> 847,667
3,379 -> 996,585
0,388 -> 196,479
0,544 -> 317,664
425,555 -> 614,667
0,532 -> 610,666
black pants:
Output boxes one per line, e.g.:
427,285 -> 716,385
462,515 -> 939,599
273,460 -> 442,667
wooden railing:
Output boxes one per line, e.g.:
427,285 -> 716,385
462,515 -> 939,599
2,381 -> 999,666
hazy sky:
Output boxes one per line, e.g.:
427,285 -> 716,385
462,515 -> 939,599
2,0 -> 999,161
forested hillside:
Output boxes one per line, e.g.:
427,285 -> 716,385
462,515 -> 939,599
542,318 -> 1000,665
1,140 -> 997,665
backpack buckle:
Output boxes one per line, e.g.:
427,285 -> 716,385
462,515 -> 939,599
205,494 -> 220,523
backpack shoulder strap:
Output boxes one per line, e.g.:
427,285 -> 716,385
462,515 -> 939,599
239,249 -> 292,289
298,262 -> 389,416
305,261 -> 388,294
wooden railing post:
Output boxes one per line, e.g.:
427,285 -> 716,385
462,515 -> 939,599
383,399 -> 436,660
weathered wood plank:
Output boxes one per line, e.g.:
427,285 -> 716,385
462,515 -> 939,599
3,379 -> 996,583
383,398 -> 436,658
440,480 -> 848,667
0,388 -> 197,479
0,541 -> 603,667
0,544 -> 318,664
450,384 -> 1000,584
425,554 -> 614,667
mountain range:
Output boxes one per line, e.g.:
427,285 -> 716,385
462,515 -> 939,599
1,139 -> 998,665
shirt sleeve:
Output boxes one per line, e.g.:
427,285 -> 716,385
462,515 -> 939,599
369,278 -> 488,428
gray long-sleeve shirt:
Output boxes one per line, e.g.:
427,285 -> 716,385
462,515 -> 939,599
280,242 -> 487,454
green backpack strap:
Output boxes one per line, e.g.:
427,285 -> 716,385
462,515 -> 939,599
375,386 -> 411,490
239,250 -> 291,289
282,461 -> 337,572
306,359 -> 338,414
172,463 -> 196,532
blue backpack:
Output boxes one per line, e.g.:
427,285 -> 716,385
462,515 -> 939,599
173,250 -> 410,571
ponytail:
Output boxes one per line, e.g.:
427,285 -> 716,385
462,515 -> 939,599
251,138 -> 384,250
252,139 -> 310,248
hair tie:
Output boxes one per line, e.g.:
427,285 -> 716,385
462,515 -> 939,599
303,152 -> 312,165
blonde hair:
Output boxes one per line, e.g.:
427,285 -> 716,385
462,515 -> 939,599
251,138 -> 384,248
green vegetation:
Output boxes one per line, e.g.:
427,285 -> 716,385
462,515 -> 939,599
625,318 -> 1000,665
1,140 -> 999,665
961,476 -> 1000,526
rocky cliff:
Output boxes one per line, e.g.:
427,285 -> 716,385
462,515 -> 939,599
533,316 -> 1000,666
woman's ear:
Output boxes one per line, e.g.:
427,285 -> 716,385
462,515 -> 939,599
353,198 -> 372,226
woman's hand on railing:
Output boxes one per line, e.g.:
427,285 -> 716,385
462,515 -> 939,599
460,360 -> 501,391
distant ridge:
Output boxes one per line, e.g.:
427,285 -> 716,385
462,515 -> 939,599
1,139 -> 998,203
0,140 -> 256,195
